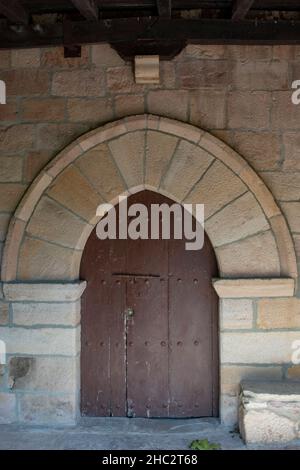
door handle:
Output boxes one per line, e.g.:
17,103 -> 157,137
125,307 -> 134,317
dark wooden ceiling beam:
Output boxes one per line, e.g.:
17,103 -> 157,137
1,18 -> 300,51
0,0 -> 29,24
232,0 -> 254,21
70,0 -> 98,20
156,0 -> 172,17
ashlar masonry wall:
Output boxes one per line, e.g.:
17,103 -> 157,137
0,44 -> 300,427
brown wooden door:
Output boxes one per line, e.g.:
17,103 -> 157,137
80,191 -> 219,418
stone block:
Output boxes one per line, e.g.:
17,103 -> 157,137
220,299 -> 253,330
3,281 -> 86,302
91,44 -> 124,67
0,184 -> 25,212
52,69 -> 105,97
0,156 -> 23,182
190,90 -> 227,129
114,95 -> 145,119
221,331 -> 300,364
0,392 -> 16,424
11,49 -> 40,68
232,61 -> 288,90
0,124 -> 35,152
147,90 -> 189,121
12,301 -> 80,327
145,131 -> 178,189
47,165 -> 103,224
261,172 -> 300,202
205,192 -> 269,247
1,70 -> 50,96
161,140 -> 213,201
18,393 -> 77,425
67,97 -> 114,123
17,237 -> 81,281
216,231 -> 280,278
239,381 -> 300,443
221,365 -> 282,395
227,91 -> 271,129
184,159 -> 246,219
75,143 -> 126,202
281,202 -> 300,233
21,98 -> 66,121
0,302 -> 9,325
0,325 -> 80,356
177,60 -> 230,88
213,278 -> 295,298
230,131 -> 280,171
41,46 -> 89,68
109,131 -> 145,190
9,356 -> 79,392
26,196 -> 88,249
257,297 -> 300,329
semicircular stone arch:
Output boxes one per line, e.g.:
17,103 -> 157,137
1,115 -> 297,285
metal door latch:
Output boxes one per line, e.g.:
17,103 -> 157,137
125,307 -> 134,317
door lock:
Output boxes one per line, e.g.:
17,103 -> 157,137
125,307 -> 134,317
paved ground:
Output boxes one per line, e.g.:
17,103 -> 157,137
0,418 -> 299,450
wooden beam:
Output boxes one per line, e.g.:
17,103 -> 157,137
2,18 -> 300,51
156,0 -> 172,17
0,0 -> 29,24
70,0 -> 98,21
232,0 -> 254,21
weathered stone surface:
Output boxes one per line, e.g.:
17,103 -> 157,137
3,282 -> 86,302
12,301 -> 80,327
18,237 -> 81,281
114,95 -> 145,119
1,217 -> 26,282
24,150 -> 54,182
21,98 -> 66,121
230,131 -> 281,171
0,156 -> 23,182
0,101 -> 19,122
261,172 -> 300,201
0,326 -> 80,356
0,50 -> 11,69
67,98 -> 114,123
161,140 -> 213,201
47,165 -> 103,223
281,202 -> 300,233
227,91 -> 271,129
213,278 -> 295,298
282,132 -> 300,171
11,49 -> 40,68
287,365 -> 300,381
239,381 -> 300,444
76,143 -> 126,202
184,159 -> 246,219
190,90 -> 227,129
225,45 -> 272,61
220,299 -> 253,330
109,131 -> 145,190
0,302 -> 9,325
221,331 -> 300,364
18,393 -> 77,425
220,394 -> 238,428
91,44 -> 124,67
0,393 -> 16,424
106,66 -> 144,94
232,61 -> 288,90
257,297 -> 300,329
26,196 -> 88,249
37,123 -> 89,152
0,124 -> 35,152
52,70 -> 105,97
145,131 -> 178,189
185,44 -> 226,59
221,365 -> 282,395
177,60 -> 230,88
9,356 -> 79,392
147,90 -> 189,121
41,46 -> 89,68
1,70 -> 50,96
0,213 -> 10,242
205,192 -> 269,247
216,231 -> 280,277
271,91 -> 300,130
0,184 -> 25,212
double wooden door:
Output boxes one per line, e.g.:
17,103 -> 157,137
81,191 -> 219,418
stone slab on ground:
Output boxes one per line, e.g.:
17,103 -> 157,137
239,381 -> 300,444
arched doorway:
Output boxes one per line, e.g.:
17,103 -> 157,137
80,190 -> 219,418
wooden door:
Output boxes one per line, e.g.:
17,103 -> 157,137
80,191 -> 219,418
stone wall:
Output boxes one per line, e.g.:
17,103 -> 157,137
0,44 -> 300,427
